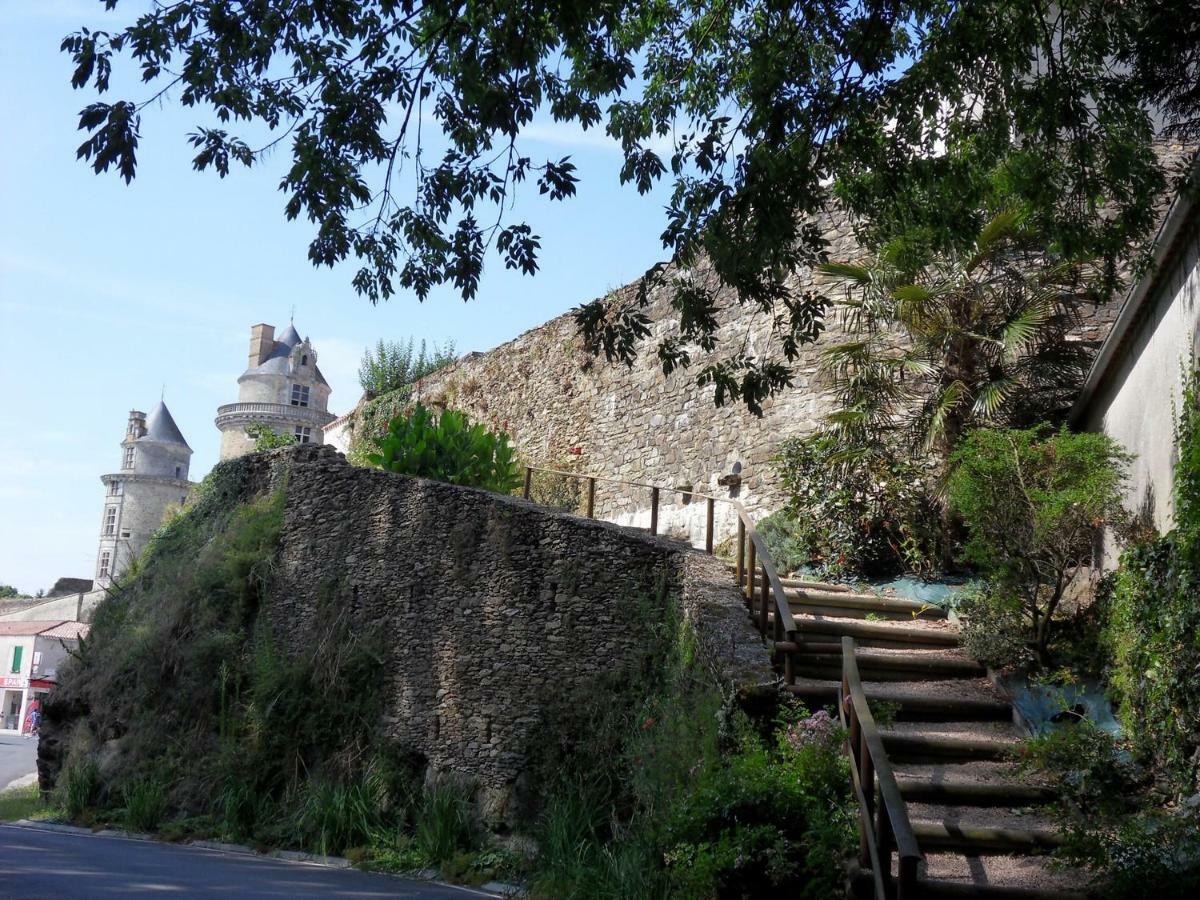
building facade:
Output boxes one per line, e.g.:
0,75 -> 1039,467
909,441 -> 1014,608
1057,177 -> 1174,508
94,403 -> 194,589
215,322 -> 336,460
1073,161 -> 1200,565
1,620 -> 88,734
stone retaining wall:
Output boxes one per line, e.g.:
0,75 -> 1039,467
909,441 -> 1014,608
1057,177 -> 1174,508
269,446 -> 773,824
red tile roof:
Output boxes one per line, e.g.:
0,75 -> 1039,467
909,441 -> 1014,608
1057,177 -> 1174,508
0,620 -> 89,639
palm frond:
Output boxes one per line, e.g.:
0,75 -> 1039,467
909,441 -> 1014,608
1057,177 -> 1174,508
923,380 -> 967,449
972,378 -> 1016,419
817,261 -> 873,284
966,208 -> 1022,272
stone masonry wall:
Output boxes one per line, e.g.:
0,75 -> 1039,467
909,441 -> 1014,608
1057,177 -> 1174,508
392,206 -> 1131,543
268,446 -> 773,826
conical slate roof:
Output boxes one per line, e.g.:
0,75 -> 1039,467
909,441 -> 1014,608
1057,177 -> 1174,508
138,401 -> 191,450
276,323 -> 303,347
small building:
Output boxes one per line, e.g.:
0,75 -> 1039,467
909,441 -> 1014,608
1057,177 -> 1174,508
215,321 -> 336,459
0,621 -> 89,734
94,402 -> 194,589
1072,161 -> 1200,563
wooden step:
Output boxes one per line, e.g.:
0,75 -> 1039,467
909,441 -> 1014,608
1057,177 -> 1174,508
785,677 -> 1011,721
787,587 -> 948,619
792,647 -> 984,681
907,804 -> 1065,852
893,762 -> 1055,806
789,613 -> 961,648
882,853 -> 1095,899
882,722 -> 1022,762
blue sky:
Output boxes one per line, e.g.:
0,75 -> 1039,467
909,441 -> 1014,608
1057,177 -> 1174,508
0,1 -> 675,594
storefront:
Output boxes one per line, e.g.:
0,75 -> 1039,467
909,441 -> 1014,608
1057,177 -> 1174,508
0,620 -> 89,734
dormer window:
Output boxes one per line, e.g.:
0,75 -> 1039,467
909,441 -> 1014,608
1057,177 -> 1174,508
291,384 -> 310,408
122,447 -> 135,469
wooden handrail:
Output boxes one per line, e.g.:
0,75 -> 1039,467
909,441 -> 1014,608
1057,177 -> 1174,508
839,636 -> 922,899
521,464 -> 798,639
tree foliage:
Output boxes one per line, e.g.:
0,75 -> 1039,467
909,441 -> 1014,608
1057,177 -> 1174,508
947,426 -> 1129,663
357,337 -> 456,398
63,1 -> 1198,411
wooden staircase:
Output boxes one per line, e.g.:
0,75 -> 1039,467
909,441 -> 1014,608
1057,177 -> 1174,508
755,577 -> 1096,899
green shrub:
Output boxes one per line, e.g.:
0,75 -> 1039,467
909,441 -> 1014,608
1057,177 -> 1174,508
661,707 -> 853,898
954,581 -> 1034,669
367,403 -> 521,493
769,433 -> 939,578
948,426 -> 1128,664
245,422 -> 296,451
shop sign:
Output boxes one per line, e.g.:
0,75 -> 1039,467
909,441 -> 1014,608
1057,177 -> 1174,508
1,675 -> 27,689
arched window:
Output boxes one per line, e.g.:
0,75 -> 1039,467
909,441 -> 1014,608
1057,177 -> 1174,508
301,354 -> 308,365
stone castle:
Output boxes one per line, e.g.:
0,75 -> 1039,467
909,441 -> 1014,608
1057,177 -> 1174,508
216,322 -> 336,459
90,321 -> 335,590
93,403 -> 194,589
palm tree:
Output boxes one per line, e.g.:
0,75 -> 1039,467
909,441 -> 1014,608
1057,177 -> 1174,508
817,209 -> 1090,471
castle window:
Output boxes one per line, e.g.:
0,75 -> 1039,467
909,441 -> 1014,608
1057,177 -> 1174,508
291,384 -> 310,407
294,426 -> 312,444
108,480 -> 122,496
103,507 -> 117,536
99,551 -> 110,579
301,354 -> 308,366
175,465 -> 182,478
122,447 -> 135,469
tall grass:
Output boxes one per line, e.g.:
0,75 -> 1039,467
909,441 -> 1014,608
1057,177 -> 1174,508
61,760 -> 99,819
414,779 -> 474,864
124,777 -> 167,832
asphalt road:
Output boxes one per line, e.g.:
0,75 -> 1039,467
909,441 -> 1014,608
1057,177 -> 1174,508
0,823 -> 492,899
0,733 -> 38,790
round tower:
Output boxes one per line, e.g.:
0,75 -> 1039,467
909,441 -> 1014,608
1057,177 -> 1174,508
94,402 -> 194,588
215,321 -> 335,460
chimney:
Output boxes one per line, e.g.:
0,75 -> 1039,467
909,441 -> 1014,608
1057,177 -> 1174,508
126,410 -> 147,440
249,323 -> 275,367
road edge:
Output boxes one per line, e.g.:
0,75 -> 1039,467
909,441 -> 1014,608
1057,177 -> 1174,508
3,819 -> 521,897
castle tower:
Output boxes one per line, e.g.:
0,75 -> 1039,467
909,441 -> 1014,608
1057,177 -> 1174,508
94,403 -> 194,588
214,321 -> 335,460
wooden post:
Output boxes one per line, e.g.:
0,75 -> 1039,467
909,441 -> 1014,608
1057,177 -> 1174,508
523,466 -> 533,500
759,563 -> 769,634
784,631 -> 796,685
649,486 -> 660,535
897,855 -> 920,900
705,497 -> 715,554
736,519 -> 746,591
875,783 -> 894,878
859,729 -> 875,868
746,540 -> 756,610
586,477 -> 596,518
